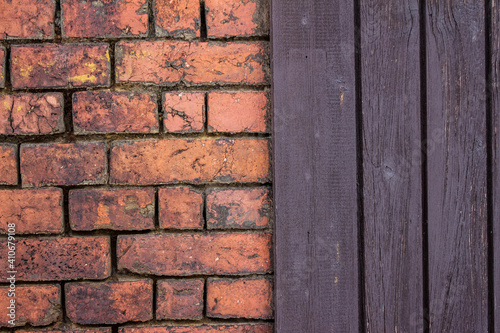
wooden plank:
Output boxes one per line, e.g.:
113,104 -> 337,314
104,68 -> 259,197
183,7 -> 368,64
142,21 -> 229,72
426,1 -> 488,331
272,0 -> 359,331
360,1 -> 423,331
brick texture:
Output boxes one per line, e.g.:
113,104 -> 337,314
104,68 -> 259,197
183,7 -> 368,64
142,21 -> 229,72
120,324 -> 273,333
73,91 -> 158,134
0,0 -> 55,39
159,187 -> 203,229
155,0 -> 200,37
207,278 -> 272,319
62,0 -> 148,37
163,92 -> 205,133
0,285 -> 60,327
66,280 -> 153,324
117,233 -> 272,275
0,93 -> 64,135
0,46 -> 4,87
0,144 -> 17,185
0,188 -> 63,234
157,279 -> 204,320
23,330 -> 111,333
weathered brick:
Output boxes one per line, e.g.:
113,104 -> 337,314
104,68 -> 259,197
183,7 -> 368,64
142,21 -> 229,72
156,279 -> 204,320
0,237 -> 110,281
110,139 -> 270,185
159,187 -> 203,229
62,0 -> 148,38
66,280 -> 153,324
73,91 -> 158,134
163,92 -> 204,133
23,330 -> 111,333
70,188 -> 155,231
0,188 -> 63,234
117,233 -> 271,275
208,92 -> 268,133
0,0 -> 54,39
0,46 -> 5,87
21,142 -> 107,187
207,188 -> 271,229
154,0 -> 200,37
11,44 -> 110,89
0,144 -> 17,185
120,324 -> 273,333
115,41 -> 268,85
0,93 -> 64,135
205,0 -> 269,37
207,278 -> 272,319
0,285 -> 60,327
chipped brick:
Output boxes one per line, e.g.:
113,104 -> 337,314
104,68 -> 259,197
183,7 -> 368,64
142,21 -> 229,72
155,0 -> 200,37
163,92 -> 204,133
0,0 -> 54,39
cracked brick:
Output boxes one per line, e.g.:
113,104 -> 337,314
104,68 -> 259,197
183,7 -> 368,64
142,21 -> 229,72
155,0 -> 200,38
0,144 -> 17,185
0,0 -> 54,39
163,92 -> 204,133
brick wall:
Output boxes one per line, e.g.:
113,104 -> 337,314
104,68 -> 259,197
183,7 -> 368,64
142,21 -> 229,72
0,0 -> 271,331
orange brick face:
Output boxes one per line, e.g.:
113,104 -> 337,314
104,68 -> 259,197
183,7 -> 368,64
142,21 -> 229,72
159,187 -> 204,229
62,0 -> 148,37
120,324 -> 273,333
0,0 -> 55,39
155,0 -> 200,37
156,279 -> 204,319
0,144 -> 17,185
0,46 -> 4,87
163,92 -> 205,133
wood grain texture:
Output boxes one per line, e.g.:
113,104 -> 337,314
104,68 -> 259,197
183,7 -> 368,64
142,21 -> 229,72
360,1 -> 423,331
272,0 -> 359,331
426,1 -> 488,331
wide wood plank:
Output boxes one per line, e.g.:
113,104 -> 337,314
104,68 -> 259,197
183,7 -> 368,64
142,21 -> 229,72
426,1 -> 488,331
272,0 -> 359,331
360,1 -> 423,331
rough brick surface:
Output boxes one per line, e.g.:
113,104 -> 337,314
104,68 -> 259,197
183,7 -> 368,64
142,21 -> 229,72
0,144 -> 17,185
208,92 -> 268,133
62,0 -> 148,38
0,237 -> 110,281
70,188 -> 155,231
120,324 -> 273,333
0,0 -> 54,39
157,279 -> 204,320
117,233 -> 271,275
0,188 -> 63,234
110,139 -> 270,185
66,280 -> 153,324
0,46 -> 4,87
21,142 -> 108,187
155,0 -> 200,37
205,0 -> 269,37
159,187 -> 203,229
73,91 -> 158,134
116,41 -> 268,85
0,285 -> 60,327
207,278 -> 272,319
0,93 -> 64,135
23,330 -> 111,333
163,92 -> 205,133
207,188 -> 271,229
11,44 -> 110,89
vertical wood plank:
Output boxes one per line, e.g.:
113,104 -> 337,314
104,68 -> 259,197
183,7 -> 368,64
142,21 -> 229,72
426,1 -> 488,331
272,0 -> 359,331
360,1 -> 424,331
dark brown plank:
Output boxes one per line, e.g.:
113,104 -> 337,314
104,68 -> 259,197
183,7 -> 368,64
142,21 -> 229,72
272,0 -> 359,331
426,1 -> 488,331
360,1 -> 423,331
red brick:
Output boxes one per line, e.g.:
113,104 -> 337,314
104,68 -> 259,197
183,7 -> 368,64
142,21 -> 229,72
0,0 -> 54,39
208,92 -> 268,133
0,144 -> 17,185
205,0 -> 268,37
163,92 -> 204,133
159,187 -> 203,229
0,93 -> 64,135
116,41 -> 268,85
0,285 -> 60,327
0,46 -> 5,87
110,139 -> 270,185
70,188 -> 155,231
154,0 -> 200,37
0,189 -> 63,234
11,44 -> 110,89
117,233 -> 271,275
23,330 -> 111,333
21,142 -> 107,187
65,280 -> 153,324
62,0 -> 148,37
207,188 -> 270,229
156,279 -> 204,320
207,278 -> 272,319
0,237 -> 110,281
73,91 -> 158,134
120,324 -> 273,333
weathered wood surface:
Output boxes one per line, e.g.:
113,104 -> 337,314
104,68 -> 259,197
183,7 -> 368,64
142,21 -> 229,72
426,1 -> 488,331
